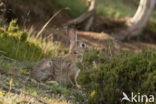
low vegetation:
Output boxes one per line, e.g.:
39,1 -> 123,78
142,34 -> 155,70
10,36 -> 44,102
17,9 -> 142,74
78,49 -> 156,104
0,20 -> 59,62
0,0 -> 156,104
0,20 -> 82,104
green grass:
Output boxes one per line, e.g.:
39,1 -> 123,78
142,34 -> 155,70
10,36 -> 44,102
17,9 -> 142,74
0,22 -> 84,103
0,56 -> 77,104
0,72 -> 70,104
97,0 -> 156,21
150,10 -> 156,21
53,0 -> 137,18
0,1 -> 156,103
0,20 -> 59,62
53,0 -> 87,17
0,57 -> 85,104
96,0 -> 137,18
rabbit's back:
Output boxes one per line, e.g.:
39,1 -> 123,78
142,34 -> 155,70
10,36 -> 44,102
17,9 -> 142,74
31,56 -> 74,81
31,58 -> 53,81
50,56 -> 76,80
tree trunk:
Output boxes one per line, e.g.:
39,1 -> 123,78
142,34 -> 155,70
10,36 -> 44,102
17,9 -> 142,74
63,0 -> 97,30
85,0 -> 97,31
115,0 -> 156,41
84,16 -> 94,30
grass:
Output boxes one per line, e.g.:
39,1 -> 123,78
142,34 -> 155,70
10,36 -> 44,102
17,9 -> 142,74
0,71 -> 70,104
0,20 -> 155,103
53,0 -> 87,17
0,56 -> 80,104
0,58 -> 85,104
0,1 -> 156,103
53,0 -> 137,18
0,20 -> 85,104
96,0 -> 137,18
0,20 -> 60,62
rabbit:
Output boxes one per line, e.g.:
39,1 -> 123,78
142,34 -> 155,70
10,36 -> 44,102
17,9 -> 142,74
31,28 -> 87,88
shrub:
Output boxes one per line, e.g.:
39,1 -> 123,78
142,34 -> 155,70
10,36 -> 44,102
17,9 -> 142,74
78,49 -> 156,104
0,20 -> 59,61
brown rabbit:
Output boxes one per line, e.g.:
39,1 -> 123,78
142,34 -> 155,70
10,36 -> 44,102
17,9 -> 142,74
31,28 -> 86,88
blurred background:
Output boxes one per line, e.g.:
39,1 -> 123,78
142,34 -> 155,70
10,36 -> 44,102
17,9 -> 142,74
0,0 -> 156,104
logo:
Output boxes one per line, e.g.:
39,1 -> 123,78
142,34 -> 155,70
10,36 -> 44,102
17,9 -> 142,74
121,92 -> 155,103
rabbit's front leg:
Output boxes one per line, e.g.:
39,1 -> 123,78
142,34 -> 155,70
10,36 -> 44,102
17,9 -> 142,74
69,69 -> 81,89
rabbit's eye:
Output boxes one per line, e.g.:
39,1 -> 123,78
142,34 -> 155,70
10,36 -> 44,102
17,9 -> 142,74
80,43 -> 86,48
82,43 -> 85,47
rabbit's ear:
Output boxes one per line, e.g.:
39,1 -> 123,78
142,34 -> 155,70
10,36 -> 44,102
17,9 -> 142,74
68,28 -> 77,53
68,28 -> 77,42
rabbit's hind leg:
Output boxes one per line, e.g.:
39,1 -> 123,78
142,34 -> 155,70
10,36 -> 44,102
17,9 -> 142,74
32,70 -> 51,82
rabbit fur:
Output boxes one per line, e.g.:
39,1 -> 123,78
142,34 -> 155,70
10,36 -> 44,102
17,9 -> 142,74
31,28 -> 86,88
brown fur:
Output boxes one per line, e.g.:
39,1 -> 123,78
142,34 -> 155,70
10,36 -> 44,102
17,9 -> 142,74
31,28 -> 86,88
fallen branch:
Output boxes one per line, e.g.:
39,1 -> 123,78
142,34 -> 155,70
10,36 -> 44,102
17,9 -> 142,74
36,7 -> 69,38
63,0 -> 97,31
63,10 -> 94,26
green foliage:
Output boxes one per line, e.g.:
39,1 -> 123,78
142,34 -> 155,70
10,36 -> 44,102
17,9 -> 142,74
53,0 -> 156,32
146,20 -> 156,34
78,49 -> 156,104
53,0 -> 138,18
53,0 -> 87,17
96,0 -> 137,18
0,20 -> 59,62
8,20 -> 19,33
20,31 -> 28,42
48,84 -> 68,95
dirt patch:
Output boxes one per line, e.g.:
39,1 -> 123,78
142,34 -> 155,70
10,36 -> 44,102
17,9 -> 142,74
3,0 -> 71,26
92,16 -> 128,33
